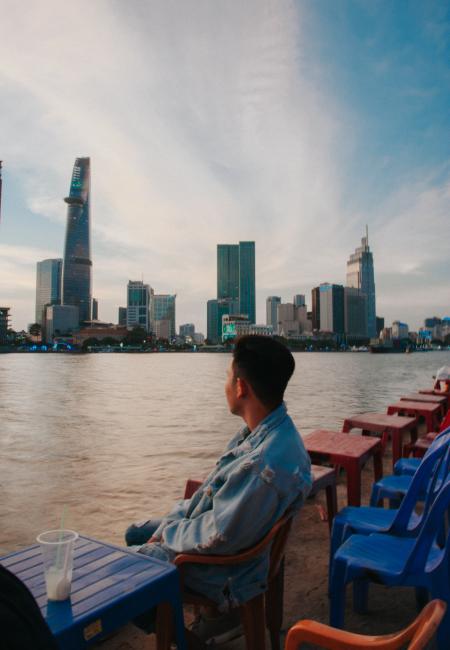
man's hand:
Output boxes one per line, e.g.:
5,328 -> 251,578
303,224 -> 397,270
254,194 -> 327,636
147,536 -> 160,544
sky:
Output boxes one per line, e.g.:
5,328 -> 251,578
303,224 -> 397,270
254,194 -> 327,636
0,0 -> 449,333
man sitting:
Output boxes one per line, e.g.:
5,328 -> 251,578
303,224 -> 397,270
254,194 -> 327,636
125,335 -> 312,644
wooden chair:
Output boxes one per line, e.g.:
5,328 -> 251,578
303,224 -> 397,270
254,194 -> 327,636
157,479 -> 294,650
284,599 -> 446,650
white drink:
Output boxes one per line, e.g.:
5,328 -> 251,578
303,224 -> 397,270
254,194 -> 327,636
45,566 -> 71,601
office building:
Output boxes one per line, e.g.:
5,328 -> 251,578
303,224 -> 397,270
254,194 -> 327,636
266,296 -> 281,329
207,298 -> 239,344
293,294 -> 306,307
45,305 -> 79,342
392,321 -> 409,339
344,288 -> 368,338
35,258 -> 62,325
276,302 -> 311,338
118,307 -> 127,326
319,283 -> 344,335
92,298 -> 98,320
62,157 -> 92,323
216,241 -> 255,323
0,306 -> 10,345
425,317 -> 442,328
346,227 -> 376,337
180,323 -> 195,338
238,241 -> 256,323
127,281 -> 152,332
217,245 -> 239,301
153,294 -> 176,338
311,287 -> 321,331
376,316 -> 385,337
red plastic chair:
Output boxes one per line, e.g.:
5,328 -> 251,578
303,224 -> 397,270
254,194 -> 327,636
156,479 -> 293,650
284,599 -> 446,649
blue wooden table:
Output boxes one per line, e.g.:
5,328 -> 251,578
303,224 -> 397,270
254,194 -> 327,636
1,535 -> 186,649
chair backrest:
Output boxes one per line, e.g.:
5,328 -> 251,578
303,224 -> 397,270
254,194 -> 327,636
391,435 -> 450,535
284,599 -> 446,649
407,477 -> 450,575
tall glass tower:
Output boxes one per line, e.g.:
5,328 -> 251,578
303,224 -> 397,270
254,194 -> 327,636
62,158 -> 92,323
346,227 -> 376,338
217,245 -> 239,300
35,258 -> 62,325
238,241 -> 255,323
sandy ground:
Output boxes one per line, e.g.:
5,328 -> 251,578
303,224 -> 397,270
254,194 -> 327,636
95,446 -> 429,649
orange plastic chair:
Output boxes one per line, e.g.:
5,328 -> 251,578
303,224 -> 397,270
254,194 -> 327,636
156,479 -> 293,650
284,599 -> 446,650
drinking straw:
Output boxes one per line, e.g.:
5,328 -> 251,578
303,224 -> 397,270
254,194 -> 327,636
56,505 -> 67,569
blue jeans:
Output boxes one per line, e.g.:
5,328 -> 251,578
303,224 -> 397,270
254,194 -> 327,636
125,518 -> 162,546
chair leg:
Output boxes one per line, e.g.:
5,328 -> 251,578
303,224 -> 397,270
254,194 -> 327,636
241,593 -> 266,650
265,559 -> 284,650
329,560 -> 347,629
353,578 -> 369,614
156,602 -> 174,650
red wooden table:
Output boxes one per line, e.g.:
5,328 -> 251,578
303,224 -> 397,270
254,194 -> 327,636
401,394 -> 447,419
304,430 -> 383,507
387,400 -> 442,433
342,412 -> 417,469
419,389 -> 450,409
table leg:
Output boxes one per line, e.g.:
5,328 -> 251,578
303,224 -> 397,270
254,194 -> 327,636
342,421 -> 351,433
373,448 -> 383,481
345,461 -> 361,507
325,483 -> 337,533
390,430 -> 403,467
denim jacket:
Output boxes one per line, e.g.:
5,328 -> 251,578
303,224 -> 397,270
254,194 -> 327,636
139,402 -> 312,609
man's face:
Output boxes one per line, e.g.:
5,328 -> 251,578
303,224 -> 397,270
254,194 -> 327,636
225,361 -> 240,415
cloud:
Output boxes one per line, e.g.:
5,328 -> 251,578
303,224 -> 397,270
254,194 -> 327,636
0,0 -> 448,331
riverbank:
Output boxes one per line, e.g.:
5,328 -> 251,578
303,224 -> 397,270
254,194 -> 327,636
96,443 -> 419,649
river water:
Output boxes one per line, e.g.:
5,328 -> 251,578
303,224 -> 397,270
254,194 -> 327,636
1,350 -> 449,554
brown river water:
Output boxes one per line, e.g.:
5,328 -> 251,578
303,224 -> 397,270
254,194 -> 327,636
1,350 -> 449,555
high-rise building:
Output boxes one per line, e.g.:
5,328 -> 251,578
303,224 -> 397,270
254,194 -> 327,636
392,321 -> 409,339
153,294 -> 176,338
180,323 -> 195,338
319,283 -> 344,335
92,298 -> 98,320
376,316 -> 385,336
293,294 -> 306,307
344,287 -> 367,338
118,307 -> 127,326
0,306 -> 10,345
35,259 -> 62,325
45,305 -> 79,342
266,296 -> 281,329
62,157 -> 92,323
239,241 -> 255,323
127,281 -> 152,331
311,287 -> 321,331
217,245 -> 239,300
425,317 -> 442,328
207,298 -> 239,344
346,228 -> 376,338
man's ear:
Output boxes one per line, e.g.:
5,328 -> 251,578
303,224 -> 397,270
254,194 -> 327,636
236,376 -> 248,399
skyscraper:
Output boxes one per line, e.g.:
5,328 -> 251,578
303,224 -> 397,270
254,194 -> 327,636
319,283 -> 345,335
266,296 -> 281,329
127,281 -> 152,331
152,294 -> 176,338
238,241 -> 256,323
62,157 -> 92,323
346,228 -> 376,338
344,287 -> 367,338
35,258 -> 62,325
311,287 -> 321,331
217,245 -> 239,300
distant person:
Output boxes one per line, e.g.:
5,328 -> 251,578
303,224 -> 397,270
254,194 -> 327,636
125,335 -> 312,645
434,366 -> 450,393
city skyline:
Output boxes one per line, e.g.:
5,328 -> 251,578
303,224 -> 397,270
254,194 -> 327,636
0,2 -> 449,332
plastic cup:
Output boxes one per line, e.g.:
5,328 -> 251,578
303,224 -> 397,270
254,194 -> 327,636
36,529 -> 78,601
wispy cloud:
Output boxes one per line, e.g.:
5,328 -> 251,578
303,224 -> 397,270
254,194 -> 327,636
0,0 -> 448,330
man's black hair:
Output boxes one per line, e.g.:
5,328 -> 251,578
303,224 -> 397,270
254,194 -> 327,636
232,335 -> 295,409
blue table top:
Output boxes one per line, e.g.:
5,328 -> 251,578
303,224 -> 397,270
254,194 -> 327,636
1,535 -> 184,647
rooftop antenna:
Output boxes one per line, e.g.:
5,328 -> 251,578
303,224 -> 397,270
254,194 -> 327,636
365,223 -> 369,245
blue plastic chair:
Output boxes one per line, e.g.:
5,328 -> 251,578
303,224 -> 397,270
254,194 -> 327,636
329,440 -> 449,583
394,426 -> 450,476
370,429 -> 450,507
329,478 -> 450,650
